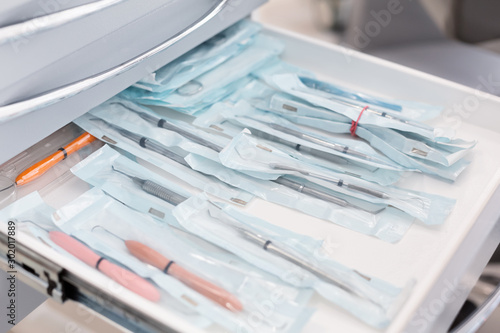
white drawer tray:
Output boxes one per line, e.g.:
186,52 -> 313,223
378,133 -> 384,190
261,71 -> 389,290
2,23 -> 500,333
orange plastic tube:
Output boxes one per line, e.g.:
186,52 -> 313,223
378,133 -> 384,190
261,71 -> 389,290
125,240 -> 243,312
15,132 -> 96,186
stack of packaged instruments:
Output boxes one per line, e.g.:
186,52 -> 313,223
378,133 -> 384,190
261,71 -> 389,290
1,20 -> 476,331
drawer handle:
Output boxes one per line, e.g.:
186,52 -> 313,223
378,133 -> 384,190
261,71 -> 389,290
450,282 -> 500,333
0,0 -> 127,45
0,0 -> 229,124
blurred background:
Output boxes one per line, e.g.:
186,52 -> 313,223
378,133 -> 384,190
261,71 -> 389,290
255,0 -> 500,96
255,1 -> 500,332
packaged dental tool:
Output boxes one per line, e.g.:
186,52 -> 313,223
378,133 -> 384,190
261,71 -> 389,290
71,145 -> 189,225
53,188 -> 314,333
121,34 -> 284,114
251,58 -> 316,84
173,194 -> 413,328
265,93 -> 475,166
265,92 -> 354,123
365,127 -> 476,167
89,98 -> 225,161
185,152 -> 412,243
263,110 -> 471,181
293,76 -> 443,120
268,73 -> 454,141
300,173 -> 455,226
74,112 -> 254,206
134,20 -> 262,93
218,130 -> 454,225
232,101 -> 402,170
194,102 -> 403,185
0,191 -> 213,328
123,75 -> 254,115
261,73 -> 443,122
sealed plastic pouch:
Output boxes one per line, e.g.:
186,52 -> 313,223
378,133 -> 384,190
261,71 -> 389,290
294,76 -> 443,120
173,194 -> 412,328
227,101 -> 402,171
134,20 -> 262,93
265,111 -> 470,181
122,34 -> 284,114
71,145 -> 189,224
194,102 -> 403,185
364,125 -> 476,167
53,188 -> 314,333
89,98 -> 223,161
74,112 -> 254,206
0,191 -> 214,328
268,73 -> 454,141
185,152 -> 412,243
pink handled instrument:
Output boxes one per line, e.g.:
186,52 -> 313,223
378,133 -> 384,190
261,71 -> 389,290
49,231 -> 160,302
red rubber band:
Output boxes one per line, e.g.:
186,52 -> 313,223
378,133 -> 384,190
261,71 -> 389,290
350,106 -> 369,137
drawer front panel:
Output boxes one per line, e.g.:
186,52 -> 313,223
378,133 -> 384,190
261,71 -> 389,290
0,0 -> 266,165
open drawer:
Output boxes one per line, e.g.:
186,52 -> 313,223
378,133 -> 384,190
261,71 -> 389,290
2,16 -> 500,333
0,0 -> 266,166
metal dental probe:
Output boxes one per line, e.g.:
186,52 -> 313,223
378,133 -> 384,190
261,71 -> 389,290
269,163 -> 390,200
90,118 -> 190,168
225,118 -> 386,174
111,102 -> 223,153
270,177 -> 384,214
91,118 -> 380,213
221,221 -> 378,305
111,166 -> 187,206
240,117 -> 394,167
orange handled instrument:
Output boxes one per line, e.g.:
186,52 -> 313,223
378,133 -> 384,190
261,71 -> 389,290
15,132 -> 96,186
125,240 -> 243,312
